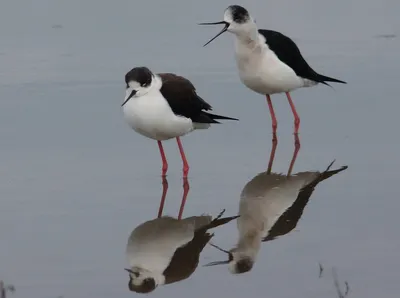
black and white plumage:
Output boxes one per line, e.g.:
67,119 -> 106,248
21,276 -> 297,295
204,161 -> 348,274
124,210 -> 239,293
122,67 -> 238,139
199,5 -> 346,135
121,67 -> 238,177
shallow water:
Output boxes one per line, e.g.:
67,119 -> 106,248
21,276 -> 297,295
1,0 -> 400,297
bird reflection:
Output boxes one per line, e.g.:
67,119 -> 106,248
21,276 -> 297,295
204,144 -> 347,274
125,179 -> 239,293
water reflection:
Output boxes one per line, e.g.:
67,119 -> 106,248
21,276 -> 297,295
158,177 -> 190,219
205,143 -> 348,274
267,132 -> 300,176
125,178 -> 238,293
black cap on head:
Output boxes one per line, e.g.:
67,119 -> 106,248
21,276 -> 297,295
125,67 -> 153,88
128,277 -> 157,293
227,5 -> 250,23
235,258 -> 253,273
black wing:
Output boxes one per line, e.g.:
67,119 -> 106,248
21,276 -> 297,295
162,232 -> 213,285
258,30 -> 346,84
262,163 -> 348,242
158,73 -> 217,123
162,211 -> 239,284
259,29 -> 320,81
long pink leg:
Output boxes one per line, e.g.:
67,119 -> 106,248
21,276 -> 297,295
286,92 -> 300,137
157,141 -> 168,176
266,95 -> 278,134
157,176 -> 169,218
176,137 -> 189,178
177,178 -> 190,220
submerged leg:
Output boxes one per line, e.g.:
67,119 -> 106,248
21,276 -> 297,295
266,95 -> 278,134
157,176 -> 169,218
177,177 -> 190,220
176,137 -> 189,178
287,134 -> 301,177
267,133 -> 278,174
157,141 -> 168,176
286,92 -> 300,137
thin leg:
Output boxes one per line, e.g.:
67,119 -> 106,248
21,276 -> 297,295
157,176 -> 169,218
287,134 -> 301,177
157,141 -> 168,176
286,92 -> 300,136
266,95 -> 278,134
176,137 -> 189,178
267,133 -> 278,174
178,177 -> 190,220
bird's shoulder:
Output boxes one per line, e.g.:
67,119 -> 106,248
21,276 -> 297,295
157,73 -> 212,118
258,29 -> 316,78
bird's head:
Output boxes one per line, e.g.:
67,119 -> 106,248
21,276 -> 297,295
203,243 -> 255,274
199,5 -> 256,46
122,67 -> 161,107
124,268 -> 159,293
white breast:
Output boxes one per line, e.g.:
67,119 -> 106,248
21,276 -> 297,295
237,173 -> 316,239
126,217 -> 196,272
234,35 -> 304,95
122,91 -> 194,141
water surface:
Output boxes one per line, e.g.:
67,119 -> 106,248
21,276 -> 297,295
1,0 -> 399,297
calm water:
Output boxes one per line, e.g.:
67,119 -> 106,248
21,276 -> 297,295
1,0 -> 400,297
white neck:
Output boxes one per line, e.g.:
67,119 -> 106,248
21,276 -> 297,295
144,74 -> 163,96
233,21 -> 260,48
131,267 -> 166,286
235,230 -> 263,261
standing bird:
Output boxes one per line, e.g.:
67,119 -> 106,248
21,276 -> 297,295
122,67 -> 238,178
204,161 -> 348,274
199,5 -> 346,138
124,210 -> 239,293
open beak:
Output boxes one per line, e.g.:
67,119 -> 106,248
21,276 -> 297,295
121,89 -> 136,107
198,21 -> 229,47
203,242 -> 233,267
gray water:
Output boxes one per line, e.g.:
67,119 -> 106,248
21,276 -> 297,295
1,0 -> 399,297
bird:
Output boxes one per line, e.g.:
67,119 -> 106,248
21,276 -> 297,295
121,67 -> 238,178
199,5 -> 346,138
124,209 -> 239,293
204,160 -> 348,274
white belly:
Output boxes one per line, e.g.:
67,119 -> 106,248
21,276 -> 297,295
235,43 -> 305,95
122,94 -> 194,141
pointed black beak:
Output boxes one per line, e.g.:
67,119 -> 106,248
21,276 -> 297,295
198,21 -> 229,47
203,242 -> 233,267
124,268 -> 139,277
121,90 -> 137,107
124,268 -> 134,274
204,260 -> 230,267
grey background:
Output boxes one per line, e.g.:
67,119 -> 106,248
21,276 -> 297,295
0,0 -> 399,297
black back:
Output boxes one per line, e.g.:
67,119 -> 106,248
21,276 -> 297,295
263,163 -> 348,242
162,212 -> 239,284
258,29 -> 321,82
158,73 -> 217,123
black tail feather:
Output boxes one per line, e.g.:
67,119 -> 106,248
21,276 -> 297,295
302,160 -> 348,193
198,209 -> 239,233
202,111 -> 239,121
316,74 -> 347,85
